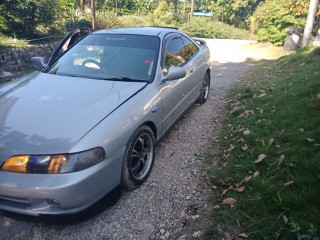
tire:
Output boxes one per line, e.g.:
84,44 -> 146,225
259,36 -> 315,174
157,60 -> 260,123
198,72 -> 210,104
121,125 -> 155,189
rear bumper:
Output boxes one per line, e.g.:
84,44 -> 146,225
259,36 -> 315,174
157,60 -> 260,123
0,147 -> 125,216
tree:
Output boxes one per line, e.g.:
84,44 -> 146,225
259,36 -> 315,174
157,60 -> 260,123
0,0 -> 60,38
154,0 -> 169,16
302,0 -> 319,47
210,0 -> 264,28
191,0 -> 194,16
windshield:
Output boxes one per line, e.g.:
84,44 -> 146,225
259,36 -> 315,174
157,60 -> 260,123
46,34 -> 160,82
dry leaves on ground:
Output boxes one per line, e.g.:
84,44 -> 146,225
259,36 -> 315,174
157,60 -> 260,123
222,198 -> 237,208
277,154 -> 285,166
254,154 -> 267,163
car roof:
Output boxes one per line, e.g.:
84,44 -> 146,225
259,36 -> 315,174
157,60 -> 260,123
93,27 -> 180,37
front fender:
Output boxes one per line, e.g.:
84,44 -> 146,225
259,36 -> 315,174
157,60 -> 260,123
70,84 -> 162,157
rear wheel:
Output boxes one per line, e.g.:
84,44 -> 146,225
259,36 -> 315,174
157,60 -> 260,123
121,125 -> 155,189
198,72 -> 210,104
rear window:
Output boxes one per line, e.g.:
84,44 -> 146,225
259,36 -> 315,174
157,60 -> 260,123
46,34 -> 160,82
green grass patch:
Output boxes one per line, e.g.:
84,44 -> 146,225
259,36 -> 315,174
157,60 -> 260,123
0,34 -> 28,49
206,47 -> 320,239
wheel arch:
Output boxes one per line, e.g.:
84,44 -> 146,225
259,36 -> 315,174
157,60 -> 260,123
206,68 -> 211,86
142,121 -> 158,140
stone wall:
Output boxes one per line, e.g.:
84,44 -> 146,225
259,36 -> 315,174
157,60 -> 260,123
0,42 -> 58,73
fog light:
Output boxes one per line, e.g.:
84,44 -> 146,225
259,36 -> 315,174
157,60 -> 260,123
50,198 -> 60,205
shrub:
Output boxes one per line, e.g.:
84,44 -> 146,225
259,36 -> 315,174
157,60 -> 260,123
96,10 -> 122,30
181,17 -> 253,39
119,14 -> 154,27
251,0 -> 306,46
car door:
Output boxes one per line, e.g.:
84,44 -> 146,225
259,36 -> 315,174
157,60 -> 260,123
47,29 -> 85,67
159,34 -> 199,134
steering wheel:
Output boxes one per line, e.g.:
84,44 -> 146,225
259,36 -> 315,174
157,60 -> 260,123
82,59 -> 101,69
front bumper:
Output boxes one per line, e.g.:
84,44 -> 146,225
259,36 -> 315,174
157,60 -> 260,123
0,147 -> 125,216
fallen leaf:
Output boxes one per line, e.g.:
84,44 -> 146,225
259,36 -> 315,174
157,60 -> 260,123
298,128 -> 304,133
222,198 -> 237,208
236,219 -> 241,228
283,215 -> 288,225
284,180 -> 295,187
243,129 -> 251,136
239,175 -> 252,186
278,129 -> 285,137
225,233 -> 232,240
242,144 -> 249,151
238,233 -> 249,238
306,138 -> 314,143
179,210 -> 185,219
278,154 -> 285,166
218,178 -> 227,186
236,137 -> 245,143
243,175 -> 252,182
234,187 -> 245,192
221,188 -> 230,197
299,62 -> 306,67
268,138 -> 274,146
253,171 -> 260,178
222,153 -> 231,161
227,144 -> 236,151
259,139 -> 265,146
254,154 -> 267,163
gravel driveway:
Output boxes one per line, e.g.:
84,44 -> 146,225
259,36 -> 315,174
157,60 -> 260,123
1,39 -> 260,240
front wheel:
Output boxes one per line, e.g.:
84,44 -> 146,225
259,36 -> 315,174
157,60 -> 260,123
198,72 -> 210,104
121,125 -> 155,189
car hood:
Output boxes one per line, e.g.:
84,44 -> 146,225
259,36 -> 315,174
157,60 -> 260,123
0,72 -> 147,161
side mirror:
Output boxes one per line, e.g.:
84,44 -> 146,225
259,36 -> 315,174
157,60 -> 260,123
162,66 -> 186,82
31,57 -> 47,70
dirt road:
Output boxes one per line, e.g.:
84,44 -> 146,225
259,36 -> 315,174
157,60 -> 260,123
0,39 -> 269,240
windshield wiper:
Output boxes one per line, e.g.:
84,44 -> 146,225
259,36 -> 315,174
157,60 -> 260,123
102,77 -> 148,82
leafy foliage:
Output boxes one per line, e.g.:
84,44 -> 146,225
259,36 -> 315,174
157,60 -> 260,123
153,0 -> 170,17
210,0 -> 264,29
0,0 -> 60,38
180,17 -> 254,39
251,0 -> 306,45
95,10 -> 122,30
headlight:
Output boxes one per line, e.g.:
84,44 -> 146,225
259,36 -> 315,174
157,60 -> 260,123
1,148 -> 105,174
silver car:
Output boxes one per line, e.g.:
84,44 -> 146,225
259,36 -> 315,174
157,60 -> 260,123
0,27 -> 211,216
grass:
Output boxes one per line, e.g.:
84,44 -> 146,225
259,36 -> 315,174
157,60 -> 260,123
205,46 -> 320,239
0,34 -> 28,49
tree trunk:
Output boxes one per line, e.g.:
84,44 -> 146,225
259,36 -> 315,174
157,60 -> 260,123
302,0 -> 319,47
91,0 -> 96,31
190,0 -> 194,18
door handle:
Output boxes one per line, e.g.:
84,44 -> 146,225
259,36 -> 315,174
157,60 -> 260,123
190,69 -> 194,73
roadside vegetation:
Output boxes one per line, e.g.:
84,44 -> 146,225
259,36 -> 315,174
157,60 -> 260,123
206,46 -> 320,239
1,0 -> 319,47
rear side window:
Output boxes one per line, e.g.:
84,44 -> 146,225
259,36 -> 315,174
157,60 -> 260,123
165,37 -> 186,68
181,36 -> 198,61
164,35 -> 199,68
